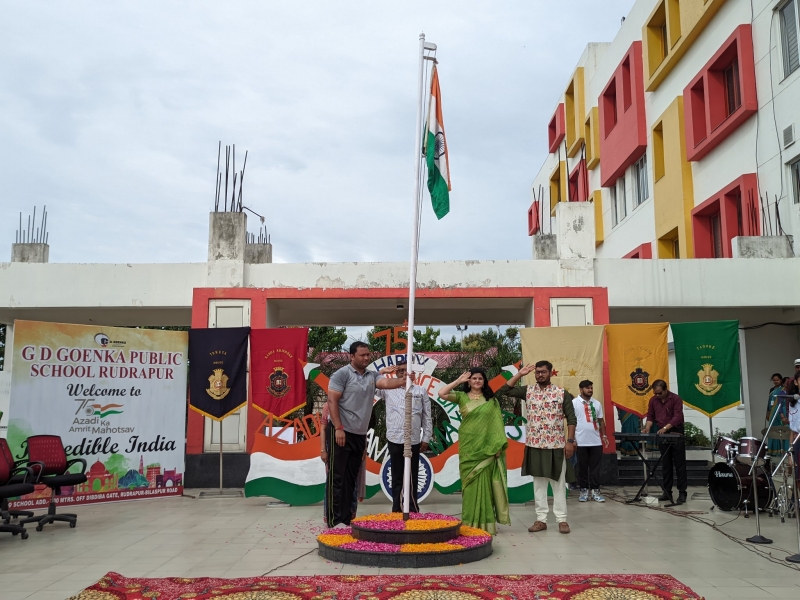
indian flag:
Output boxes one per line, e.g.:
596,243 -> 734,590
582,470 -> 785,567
425,66 -> 451,219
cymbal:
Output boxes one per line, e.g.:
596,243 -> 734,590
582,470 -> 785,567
762,426 -> 793,439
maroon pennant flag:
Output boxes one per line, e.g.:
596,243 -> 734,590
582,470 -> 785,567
250,328 -> 308,418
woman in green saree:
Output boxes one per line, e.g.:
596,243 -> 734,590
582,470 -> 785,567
438,368 -> 510,534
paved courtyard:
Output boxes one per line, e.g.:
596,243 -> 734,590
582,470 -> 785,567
1,487 -> 800,599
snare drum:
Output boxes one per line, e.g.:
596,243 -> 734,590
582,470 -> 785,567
713,436 -> 738,464
738,437 -> 767,466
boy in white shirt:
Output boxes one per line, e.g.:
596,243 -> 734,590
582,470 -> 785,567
572,380 -> 609,502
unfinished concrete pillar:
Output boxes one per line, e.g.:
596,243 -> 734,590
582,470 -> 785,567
11,243 -> 49,263
207,212 -> 246,287
245,243 -> 272,264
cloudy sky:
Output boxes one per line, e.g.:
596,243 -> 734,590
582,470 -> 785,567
1,1 -> 635,267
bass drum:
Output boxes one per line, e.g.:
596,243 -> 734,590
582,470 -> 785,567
708,462 -> 774,512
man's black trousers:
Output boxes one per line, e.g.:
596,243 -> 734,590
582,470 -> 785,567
387,440 -> 421,513
325,423 -> 366,527
576,445 -> 603,490
658,425 -> 687,496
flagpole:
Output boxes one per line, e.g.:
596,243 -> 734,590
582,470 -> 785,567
402,32 -> 428,520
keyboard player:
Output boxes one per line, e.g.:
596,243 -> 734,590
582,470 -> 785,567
642,380 -> 687,505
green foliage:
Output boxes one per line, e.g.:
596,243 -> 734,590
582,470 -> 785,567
683,422 -> 712,447
715,427 -> 747,442
308,327 -> 348,355
437,336 -> 462,352
413,327 -> 442,352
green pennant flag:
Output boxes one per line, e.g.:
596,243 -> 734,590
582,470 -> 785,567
671,320 -> 741,417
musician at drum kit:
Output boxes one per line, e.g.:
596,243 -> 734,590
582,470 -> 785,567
642,380 -> 688,505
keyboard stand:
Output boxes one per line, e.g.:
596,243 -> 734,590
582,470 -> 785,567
626,437 -> 676,507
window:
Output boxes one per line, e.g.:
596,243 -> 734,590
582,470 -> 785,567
633,154 -> 649,206
617,175 -> 628,222
602,81 -> 618,135
791,157 -> 800,203
723,59 -> 741,116
710,213 -> 723,258
781,0 -> 800,77
673,238 -> 680,258
667,0 -> 682,47
653,122 -> 666,180
683,25 -> 757,161
622,57 -> 632,110
610,186 -> 619,227
691,174 -> 760,258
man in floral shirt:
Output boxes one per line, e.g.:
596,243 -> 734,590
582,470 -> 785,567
498,360 -> 577,534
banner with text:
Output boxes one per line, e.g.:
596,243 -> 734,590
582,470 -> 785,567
8,320 -> 187,508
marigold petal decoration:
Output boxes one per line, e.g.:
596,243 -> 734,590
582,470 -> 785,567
316,534 -> 357,547
400,543 -> 464,553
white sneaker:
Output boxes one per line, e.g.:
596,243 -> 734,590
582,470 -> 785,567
578,489 -> 589,502
332,522 -> 349,529
591,490 -> 606,503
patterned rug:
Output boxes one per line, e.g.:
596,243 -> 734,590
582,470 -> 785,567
68,572 -> 703,599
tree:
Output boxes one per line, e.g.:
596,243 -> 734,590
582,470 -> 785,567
308,326 -> 348,355
413,326 -> 442,352
437,335 -> 461,352
462,328 -> 500,352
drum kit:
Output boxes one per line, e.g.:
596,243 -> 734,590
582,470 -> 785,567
706,399 -> 800,564
709,434 -> 776,513
708,427 -> 797,519
708,433 -> 776,514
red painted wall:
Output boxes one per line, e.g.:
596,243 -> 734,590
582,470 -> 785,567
684,25 -> 757,161
189,286 -> 615,455
623,243 -> 653,259
548,104 -> 566,153
691,173 -> 760,258
599,42 -> 647,187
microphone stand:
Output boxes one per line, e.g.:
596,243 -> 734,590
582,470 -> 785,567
746,407 -> 780,544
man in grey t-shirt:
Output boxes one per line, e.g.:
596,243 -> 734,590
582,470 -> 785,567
326,341 -> 406,527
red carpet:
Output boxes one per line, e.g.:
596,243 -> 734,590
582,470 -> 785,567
68,572 -> 703,599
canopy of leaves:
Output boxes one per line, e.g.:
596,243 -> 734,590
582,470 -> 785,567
308,326 -> 348,355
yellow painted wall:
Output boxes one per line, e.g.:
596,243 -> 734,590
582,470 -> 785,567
652,97 -> 694,258
592,190 -> 604,246
584,107 -> 600,170
565,67 -> 586,158
549,161 -> 568,215
642,0 -> 727,91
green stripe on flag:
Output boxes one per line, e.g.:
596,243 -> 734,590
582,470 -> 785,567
426,131 -> 450,219
244,478 -> 325,505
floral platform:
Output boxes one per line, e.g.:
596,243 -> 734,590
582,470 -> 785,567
317,513 -> 493,567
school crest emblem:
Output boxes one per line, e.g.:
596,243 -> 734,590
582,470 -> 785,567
695,363 -> 722,396
268,366 -> 291,397
628,367 -> 651,396
206,369 -> 230,400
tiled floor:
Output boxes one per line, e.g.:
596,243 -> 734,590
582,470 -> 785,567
1,487 -> 799,599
